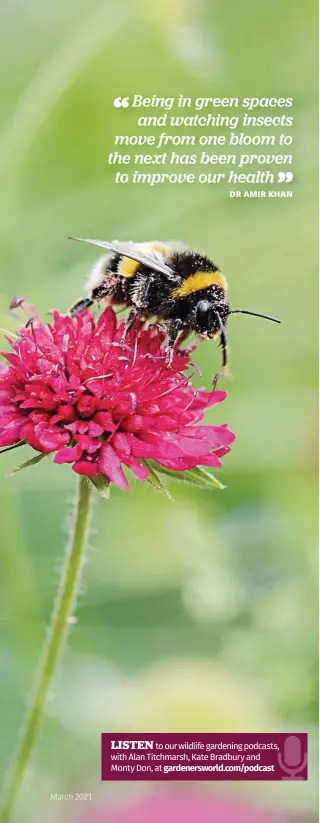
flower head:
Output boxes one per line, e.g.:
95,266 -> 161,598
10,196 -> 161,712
0,307 -> 235,491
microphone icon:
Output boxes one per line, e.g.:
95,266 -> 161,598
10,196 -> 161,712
278,735 -> 307,780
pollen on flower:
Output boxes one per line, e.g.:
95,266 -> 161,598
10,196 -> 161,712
0,307 -> 235,491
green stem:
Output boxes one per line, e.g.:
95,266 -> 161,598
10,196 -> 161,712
1,475 -> 92,823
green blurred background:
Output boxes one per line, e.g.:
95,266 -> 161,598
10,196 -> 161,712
0,0 -> 318,821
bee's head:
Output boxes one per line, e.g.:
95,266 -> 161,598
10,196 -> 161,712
194,298 -> 229,338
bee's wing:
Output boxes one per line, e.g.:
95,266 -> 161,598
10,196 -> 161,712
69,237 -> 177,281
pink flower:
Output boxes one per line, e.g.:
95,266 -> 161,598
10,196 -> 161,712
72,792 -> 296,823
0,307 -> 235,491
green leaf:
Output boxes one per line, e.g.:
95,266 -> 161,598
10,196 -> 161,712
142,460 -> 172,499
7,452 -> 48,476
146,460 -> 226,491
89,473 -> 110,499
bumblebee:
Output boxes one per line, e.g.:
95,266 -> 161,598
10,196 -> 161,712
69,237 -> 280,378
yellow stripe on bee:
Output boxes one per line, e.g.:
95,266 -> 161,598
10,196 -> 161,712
118,243 -> 169,278
149,242 -> 169,256
118,257 -> 140,278
173,270 -> 227,298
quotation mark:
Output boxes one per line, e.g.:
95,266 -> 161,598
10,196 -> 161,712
278,172 -> 293,183
113,97 -> 130,108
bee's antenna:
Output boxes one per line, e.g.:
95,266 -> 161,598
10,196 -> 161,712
229,309 -> 281,324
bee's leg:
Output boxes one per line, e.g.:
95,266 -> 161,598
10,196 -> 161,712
121,308 -> 141,341
176,327 -> 192,353
163,319 -> 183,367
121,274 -> 155,341
70,297 -> 93,316
220,326 -> 228,369
212,317 -> 229,388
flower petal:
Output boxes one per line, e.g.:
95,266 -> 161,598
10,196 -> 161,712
24,423 -> 70,453
53,445 -> 82,464
0,418 -> 25,446
121,454 -> 149,481
99,443 -> 130,491
72,460 -> 98,477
